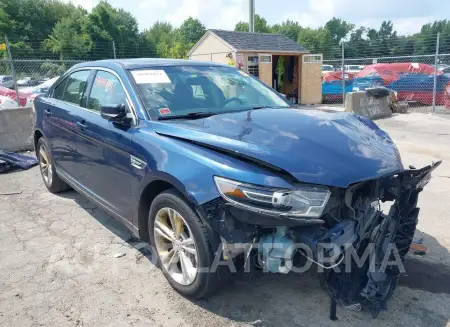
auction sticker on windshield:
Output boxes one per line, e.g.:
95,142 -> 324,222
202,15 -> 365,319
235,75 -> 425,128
131,70 -> 171,84
158,108 -> 171,115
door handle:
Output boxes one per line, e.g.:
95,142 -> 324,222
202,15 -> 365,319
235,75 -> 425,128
76,121 -> 88,129
44,109 -> 52,116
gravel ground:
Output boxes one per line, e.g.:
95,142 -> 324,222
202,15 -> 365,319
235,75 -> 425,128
1,112 -> 450,327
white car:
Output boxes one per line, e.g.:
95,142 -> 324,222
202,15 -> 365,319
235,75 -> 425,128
17,77 -> 40,87
322,65 -> 335,75
343,65 -> 363,74
20,76 -> 59,96
0,75 -> 14,89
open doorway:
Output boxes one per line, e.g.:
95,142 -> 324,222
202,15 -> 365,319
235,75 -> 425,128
272,55 -> 299,104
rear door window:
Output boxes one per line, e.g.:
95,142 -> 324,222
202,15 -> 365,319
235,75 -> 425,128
53,70 -> 91,106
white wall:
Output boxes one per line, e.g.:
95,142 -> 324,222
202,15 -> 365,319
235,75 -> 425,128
189,33 -> 233,57
0,107 -> 34,151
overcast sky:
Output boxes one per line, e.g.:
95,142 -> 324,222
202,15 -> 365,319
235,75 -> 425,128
67,0 -> 449,35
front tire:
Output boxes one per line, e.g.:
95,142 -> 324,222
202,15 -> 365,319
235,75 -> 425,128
37,137 -> 70,193
148,189 -> 229,298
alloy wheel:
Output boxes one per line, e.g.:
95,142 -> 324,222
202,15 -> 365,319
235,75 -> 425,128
39,144 -> 52,186
153,207 -> 198,286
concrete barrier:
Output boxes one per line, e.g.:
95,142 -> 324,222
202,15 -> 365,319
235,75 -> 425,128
345,91 -> 392,120
0,107 -> 34,151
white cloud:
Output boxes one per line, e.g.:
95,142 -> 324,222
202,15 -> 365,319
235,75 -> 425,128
164,0 -> 247,30
281,0 -> 337,29
392,17 -> 433,35
62,0 -> 446,35
68,0 -> 97,11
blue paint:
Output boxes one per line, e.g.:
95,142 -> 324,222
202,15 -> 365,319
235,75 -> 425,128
34,59 -> 404,234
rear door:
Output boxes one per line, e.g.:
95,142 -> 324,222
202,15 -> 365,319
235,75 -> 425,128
43,70 -> 92,180
73,69 -> 137,220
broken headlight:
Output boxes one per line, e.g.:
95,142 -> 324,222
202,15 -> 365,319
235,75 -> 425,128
214,176 -> 331,218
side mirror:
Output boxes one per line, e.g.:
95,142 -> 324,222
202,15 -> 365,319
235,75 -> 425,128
100,104 -> 127,121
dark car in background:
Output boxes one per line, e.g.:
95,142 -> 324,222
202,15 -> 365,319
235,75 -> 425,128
33,59 -> 438,318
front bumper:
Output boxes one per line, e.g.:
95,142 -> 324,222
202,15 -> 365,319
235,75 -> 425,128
198,161 -> 441,318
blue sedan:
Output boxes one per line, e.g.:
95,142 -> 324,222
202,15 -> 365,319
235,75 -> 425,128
33,59 -> 438,318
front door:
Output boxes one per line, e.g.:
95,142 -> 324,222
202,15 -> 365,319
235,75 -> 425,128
74,70 -> 137,220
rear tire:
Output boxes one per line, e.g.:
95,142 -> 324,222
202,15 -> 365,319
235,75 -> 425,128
148,189 -> 231,298
37,137 -> 70,193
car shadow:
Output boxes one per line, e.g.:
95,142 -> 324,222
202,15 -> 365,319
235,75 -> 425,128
56,190 -> 154,261
57,189 -> 450,327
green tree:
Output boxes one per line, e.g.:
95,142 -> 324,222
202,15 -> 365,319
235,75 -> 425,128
235,14 -> 271,33
136,32 -> 157,58
325,17 -> 354,44
271,20 -> 302,41
0,0 -> 78,41
43,9 -> 92,59
143,22 -> 174,57
178,17 -> 206,44
346,27 -> 370,58
39,60 -> 67,77
0,0 -> 79,58
366,21 -> 398,56
144,22 -> 173,45
87,1 -> 140,59
414,20 -> 450,55
297,27 -> 332,55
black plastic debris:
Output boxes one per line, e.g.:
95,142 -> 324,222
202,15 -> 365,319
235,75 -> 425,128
0,150 -> 38,173
366,87 -> 391,98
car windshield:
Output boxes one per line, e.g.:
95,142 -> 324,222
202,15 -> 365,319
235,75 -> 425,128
130,65 -> 290,118
322,65 -> 334,71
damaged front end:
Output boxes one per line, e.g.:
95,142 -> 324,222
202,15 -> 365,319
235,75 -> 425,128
326,161 -> 441,319
198,161 -> 441,319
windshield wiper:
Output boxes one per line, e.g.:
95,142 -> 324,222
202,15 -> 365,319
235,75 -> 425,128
157,112 -> 218,120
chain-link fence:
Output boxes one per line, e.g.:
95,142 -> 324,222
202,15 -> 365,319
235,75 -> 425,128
1,33 -> 450,112
321,33 -> 450,112
1,59 -> 84,80
0,35 -> 157,109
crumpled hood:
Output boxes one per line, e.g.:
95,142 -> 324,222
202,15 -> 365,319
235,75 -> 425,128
153,108 -> 403,188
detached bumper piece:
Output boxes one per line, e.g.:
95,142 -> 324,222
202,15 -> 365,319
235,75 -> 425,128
327,161 -> 441,319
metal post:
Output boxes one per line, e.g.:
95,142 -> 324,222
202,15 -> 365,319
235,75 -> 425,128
5,35 -> 21,107
112,41 -> 117,59
432,32 -> 440,113
341,43 -> 346,107
249,0 -> 254,33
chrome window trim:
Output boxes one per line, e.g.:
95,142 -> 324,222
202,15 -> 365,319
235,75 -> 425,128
51,66 -> 138,125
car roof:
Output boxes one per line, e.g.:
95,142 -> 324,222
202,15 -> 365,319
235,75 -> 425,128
71,58 -> 228,71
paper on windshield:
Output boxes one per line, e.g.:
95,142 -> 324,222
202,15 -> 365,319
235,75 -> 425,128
131,70 -> 171,84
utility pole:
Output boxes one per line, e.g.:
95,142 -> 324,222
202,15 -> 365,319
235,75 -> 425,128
432,32 -> 440,113
341,43 -> 346,107
5,35 -> 20,107
249,0 -> 255,33
112,41 -> 117,59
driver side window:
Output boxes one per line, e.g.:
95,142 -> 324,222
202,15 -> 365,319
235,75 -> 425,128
88,71 -> 126,112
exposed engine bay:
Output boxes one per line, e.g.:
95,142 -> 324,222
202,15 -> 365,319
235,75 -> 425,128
199,161 -> 441,319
